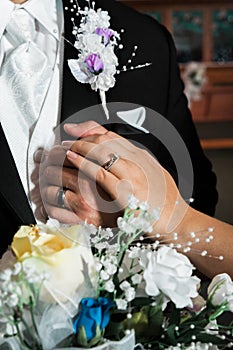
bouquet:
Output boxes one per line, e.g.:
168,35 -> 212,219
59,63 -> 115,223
0,196 -> 233,350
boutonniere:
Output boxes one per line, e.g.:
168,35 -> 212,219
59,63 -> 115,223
65,1 -> 151,119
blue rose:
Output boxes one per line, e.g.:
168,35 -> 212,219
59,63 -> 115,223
73,297 -> 114,341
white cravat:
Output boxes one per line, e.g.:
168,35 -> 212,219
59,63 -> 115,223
0,0 -> 64,217
1,8 -> 52,129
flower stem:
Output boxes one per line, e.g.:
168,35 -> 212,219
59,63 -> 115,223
15,321 -> 31,349
29,297 -> 40,339
21,316 -> 42,349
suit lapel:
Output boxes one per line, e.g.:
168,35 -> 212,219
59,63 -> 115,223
0,124 -> 35,224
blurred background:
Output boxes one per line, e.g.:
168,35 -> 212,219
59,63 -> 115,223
121,0 -> 233,223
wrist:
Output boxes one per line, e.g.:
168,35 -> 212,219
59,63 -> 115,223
158,195 -> 190,235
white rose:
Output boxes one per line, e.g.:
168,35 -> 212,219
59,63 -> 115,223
140,246 -> 200,308
207,273 -> 233,312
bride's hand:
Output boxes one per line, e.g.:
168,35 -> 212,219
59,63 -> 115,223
63,121 -> 188,234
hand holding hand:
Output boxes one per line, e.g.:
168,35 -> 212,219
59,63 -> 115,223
63,121 -> 188,234
32,123 -> 122,226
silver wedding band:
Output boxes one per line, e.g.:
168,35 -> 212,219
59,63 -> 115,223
56,187 -> 66,208
102,153 -> 119,172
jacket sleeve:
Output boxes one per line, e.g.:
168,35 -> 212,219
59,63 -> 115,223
159,25 -> 218,216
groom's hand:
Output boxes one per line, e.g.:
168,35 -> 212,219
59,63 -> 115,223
42,147 -> 121,226
32,121 -> 122,226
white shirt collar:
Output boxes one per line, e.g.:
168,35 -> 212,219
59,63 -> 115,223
0,0 -> 59,41
0,1 -> 14,39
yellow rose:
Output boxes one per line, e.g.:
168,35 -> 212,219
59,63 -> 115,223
11,222 -> 97,309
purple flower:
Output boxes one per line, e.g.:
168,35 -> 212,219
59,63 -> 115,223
95,28 -> 114,45
85,54 -> 104,75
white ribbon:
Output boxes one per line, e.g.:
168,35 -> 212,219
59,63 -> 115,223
0,329 -> 135,350
0,338 -> 22,350
99,90 -> 109,120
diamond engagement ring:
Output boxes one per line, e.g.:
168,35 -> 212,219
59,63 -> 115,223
102,153 -> 119,172
56,188 -> 66,208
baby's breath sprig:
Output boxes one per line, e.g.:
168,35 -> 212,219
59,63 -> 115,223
0,262 -> 47,349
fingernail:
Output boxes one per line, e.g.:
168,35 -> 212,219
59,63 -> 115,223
66,150 -> 78,159
62,140 -> 74,148
33,148 -> 47,163
64,123 -> 78,129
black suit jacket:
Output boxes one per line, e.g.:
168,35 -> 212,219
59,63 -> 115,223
0,0 -> 218,257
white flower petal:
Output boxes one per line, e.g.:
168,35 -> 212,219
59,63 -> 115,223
68,59 -> 90,84
141,247 -> 199,308
115,298 -> 128,310
120,281 -> 131,291
105,280 -> 115,293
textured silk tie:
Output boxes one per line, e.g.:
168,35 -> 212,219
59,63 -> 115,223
1,8 -> 52,128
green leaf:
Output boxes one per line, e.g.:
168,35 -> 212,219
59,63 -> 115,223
123,305 -> 163,339
105,318 -> 125,341
195,333 -> 228,345
76,326 -> 88,348
148,305 -> 163,335
123,308 -> 149,336
88,326 -> 103,347
168,302 -> 180,325
165,324 -> 177,345
131,297 -> 152,308
76,325 -> 103,348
